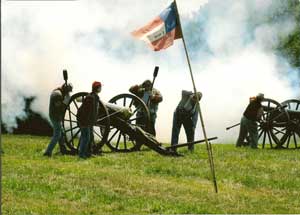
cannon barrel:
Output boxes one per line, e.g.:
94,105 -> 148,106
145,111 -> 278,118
74,96 -> 133,120
103,102 -> 133,120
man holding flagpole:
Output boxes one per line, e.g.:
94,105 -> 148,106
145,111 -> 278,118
171,90 -> 202,151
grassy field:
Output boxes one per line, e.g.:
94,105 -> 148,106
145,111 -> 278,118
1,134 -> 300,214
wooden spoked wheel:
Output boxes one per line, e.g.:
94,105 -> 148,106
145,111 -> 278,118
258,98 -> 289,149
106,93 -> 150,152
279,99 -> 300,149
62,92 -> 110,154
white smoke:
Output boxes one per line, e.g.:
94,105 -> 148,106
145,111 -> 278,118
1,0 -> 298,143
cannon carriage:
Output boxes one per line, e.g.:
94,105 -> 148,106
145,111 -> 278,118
254,98 -> 300,149
61,91 -> 217,156
62,92 -> 155,154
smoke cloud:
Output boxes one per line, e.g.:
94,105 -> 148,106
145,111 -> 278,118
2,0 -> 298,143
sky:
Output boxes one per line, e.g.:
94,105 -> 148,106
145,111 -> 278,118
2,0 -> 299,143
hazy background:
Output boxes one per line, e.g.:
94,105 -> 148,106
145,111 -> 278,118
2,0 -> 299,143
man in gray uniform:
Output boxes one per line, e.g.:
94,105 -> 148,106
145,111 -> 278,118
171,90 -> 202,151
43,83 -> 73,156
236,93 -> 264,149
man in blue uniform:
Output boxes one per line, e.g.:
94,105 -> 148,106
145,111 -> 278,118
171,90 -> 202,151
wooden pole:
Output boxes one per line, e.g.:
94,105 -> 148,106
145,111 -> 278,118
173,0 -> 218,193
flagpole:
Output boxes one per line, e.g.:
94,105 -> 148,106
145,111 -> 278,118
174,0 -> 218,193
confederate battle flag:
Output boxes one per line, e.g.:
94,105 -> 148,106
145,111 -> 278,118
131,2 -> 182,51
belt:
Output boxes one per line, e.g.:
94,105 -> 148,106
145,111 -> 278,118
176,108 -> 192,115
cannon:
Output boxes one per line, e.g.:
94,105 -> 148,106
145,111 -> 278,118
62,92 -> 152,154
277,99 -> 300,149
61,91 -> 217,156
228,98 -> 300,149
60,69 -> 217,156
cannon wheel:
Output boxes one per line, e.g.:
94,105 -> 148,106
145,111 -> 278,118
106,93 -> 151,152
258,98 -> 289,149
62,92 -> 110,154
280,99 -> 300,149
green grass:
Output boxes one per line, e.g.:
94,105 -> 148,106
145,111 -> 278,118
2,134 -> 300,214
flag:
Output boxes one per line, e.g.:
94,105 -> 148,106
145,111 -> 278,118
131,2 -> 182,51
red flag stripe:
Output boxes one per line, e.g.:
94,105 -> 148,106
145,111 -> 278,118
131,17 -> 163,39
